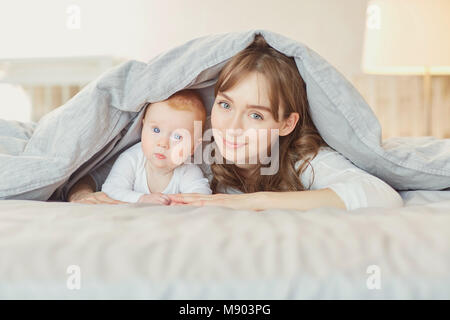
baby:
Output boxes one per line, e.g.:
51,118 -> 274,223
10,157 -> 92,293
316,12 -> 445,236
101,89 -> 211,204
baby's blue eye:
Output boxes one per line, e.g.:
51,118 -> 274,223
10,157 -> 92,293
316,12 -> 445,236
250,113 -> 263,120
219,101 -> 230,109
152,127 -> 160,133
172,133 -> 182,141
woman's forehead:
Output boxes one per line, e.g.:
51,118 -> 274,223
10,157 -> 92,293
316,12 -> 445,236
220,72 -> 271,106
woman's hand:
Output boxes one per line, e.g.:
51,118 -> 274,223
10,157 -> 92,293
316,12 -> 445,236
69,191 -> 126,204
166,192 -> 266,211
67,174 -> 125,204
139,193 -> 170,205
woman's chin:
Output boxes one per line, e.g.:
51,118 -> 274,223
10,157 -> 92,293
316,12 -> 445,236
214,143 -> 259,166
220,154 -> 249,166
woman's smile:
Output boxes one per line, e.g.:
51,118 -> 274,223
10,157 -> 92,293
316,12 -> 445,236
223,137 -> 247,149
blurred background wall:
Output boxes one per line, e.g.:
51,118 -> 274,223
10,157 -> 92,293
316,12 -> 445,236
0,0 -> 448,139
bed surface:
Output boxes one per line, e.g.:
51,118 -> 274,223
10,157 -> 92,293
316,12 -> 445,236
1,190 -> 449,299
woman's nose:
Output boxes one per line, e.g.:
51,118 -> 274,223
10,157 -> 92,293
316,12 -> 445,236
226,114 -> 244,136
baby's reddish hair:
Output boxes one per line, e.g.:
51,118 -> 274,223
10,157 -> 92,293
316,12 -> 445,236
144,89 -> 206,128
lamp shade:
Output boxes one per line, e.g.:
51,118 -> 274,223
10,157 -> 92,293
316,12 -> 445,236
362,0 -> 450,75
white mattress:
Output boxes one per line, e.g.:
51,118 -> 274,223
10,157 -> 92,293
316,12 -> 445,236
1,191 -> 449,299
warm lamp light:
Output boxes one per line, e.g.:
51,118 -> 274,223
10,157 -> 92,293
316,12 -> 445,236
361,0 -> 450,135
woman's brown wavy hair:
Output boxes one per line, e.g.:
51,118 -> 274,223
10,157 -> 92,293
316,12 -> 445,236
209,34 -> 329,193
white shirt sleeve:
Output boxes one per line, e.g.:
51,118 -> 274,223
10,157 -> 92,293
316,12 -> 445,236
178,164 -> 212,194
101,150 -> 145,203
297,147 -> 404,210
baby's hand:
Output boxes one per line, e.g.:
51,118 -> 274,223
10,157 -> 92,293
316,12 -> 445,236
138,192 -> 170,205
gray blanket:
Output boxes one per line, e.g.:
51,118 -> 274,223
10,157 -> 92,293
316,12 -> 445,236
1,29 -> 449,200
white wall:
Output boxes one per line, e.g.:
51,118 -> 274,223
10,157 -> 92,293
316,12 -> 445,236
148,0 -> 370,80
0,0 -> 369,80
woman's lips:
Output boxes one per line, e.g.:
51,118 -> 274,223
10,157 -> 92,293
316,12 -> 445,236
223,137 -> 247,149
154,153 -> 166,159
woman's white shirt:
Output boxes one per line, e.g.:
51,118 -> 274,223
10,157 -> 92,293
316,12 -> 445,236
101,142 -> 212,203
295,146 -> 403,210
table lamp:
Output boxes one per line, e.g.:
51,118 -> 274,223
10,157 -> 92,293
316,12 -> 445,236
361,0 -> 450,136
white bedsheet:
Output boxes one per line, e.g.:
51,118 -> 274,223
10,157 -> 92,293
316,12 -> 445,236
0,193 -> 449,299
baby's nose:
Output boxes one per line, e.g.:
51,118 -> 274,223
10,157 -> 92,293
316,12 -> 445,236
157,137 -> 169,148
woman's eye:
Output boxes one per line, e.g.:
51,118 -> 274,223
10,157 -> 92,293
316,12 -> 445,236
250,113 -> 263,120
152,127 -> 160,133
219,101 -> 231,109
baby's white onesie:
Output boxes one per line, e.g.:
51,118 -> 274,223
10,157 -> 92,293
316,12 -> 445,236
102,142 -> 212,203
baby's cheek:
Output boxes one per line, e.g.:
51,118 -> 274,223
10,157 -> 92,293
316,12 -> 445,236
176,149 -> 186,164
168,147 -> 183,165
141,139 -> 153,156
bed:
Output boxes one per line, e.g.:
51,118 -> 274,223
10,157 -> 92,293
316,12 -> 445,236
0,190 -> 449,299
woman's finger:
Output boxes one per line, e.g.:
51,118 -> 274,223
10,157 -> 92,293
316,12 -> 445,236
168,193 -> 215,203
188,199 -> 220,206
166,194 -> 187,202
159,197 -> 170,205
167,193 -> 204,200
185,200 -> 205,206
167,195 -> 187,203
189,199 -> 232,209
169,200 -> 187,206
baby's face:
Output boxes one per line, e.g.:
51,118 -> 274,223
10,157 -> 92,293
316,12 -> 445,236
141,101 -> 202,171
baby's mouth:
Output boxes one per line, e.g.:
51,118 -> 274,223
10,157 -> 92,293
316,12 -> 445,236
154,153 -> 166,159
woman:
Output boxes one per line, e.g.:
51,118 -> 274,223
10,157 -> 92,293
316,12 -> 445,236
68,35 -> 403,211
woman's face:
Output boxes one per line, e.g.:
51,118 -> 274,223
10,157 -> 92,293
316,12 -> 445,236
211,72 -> 297,169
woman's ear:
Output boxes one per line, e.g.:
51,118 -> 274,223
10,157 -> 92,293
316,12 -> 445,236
279,112 -> 299,136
